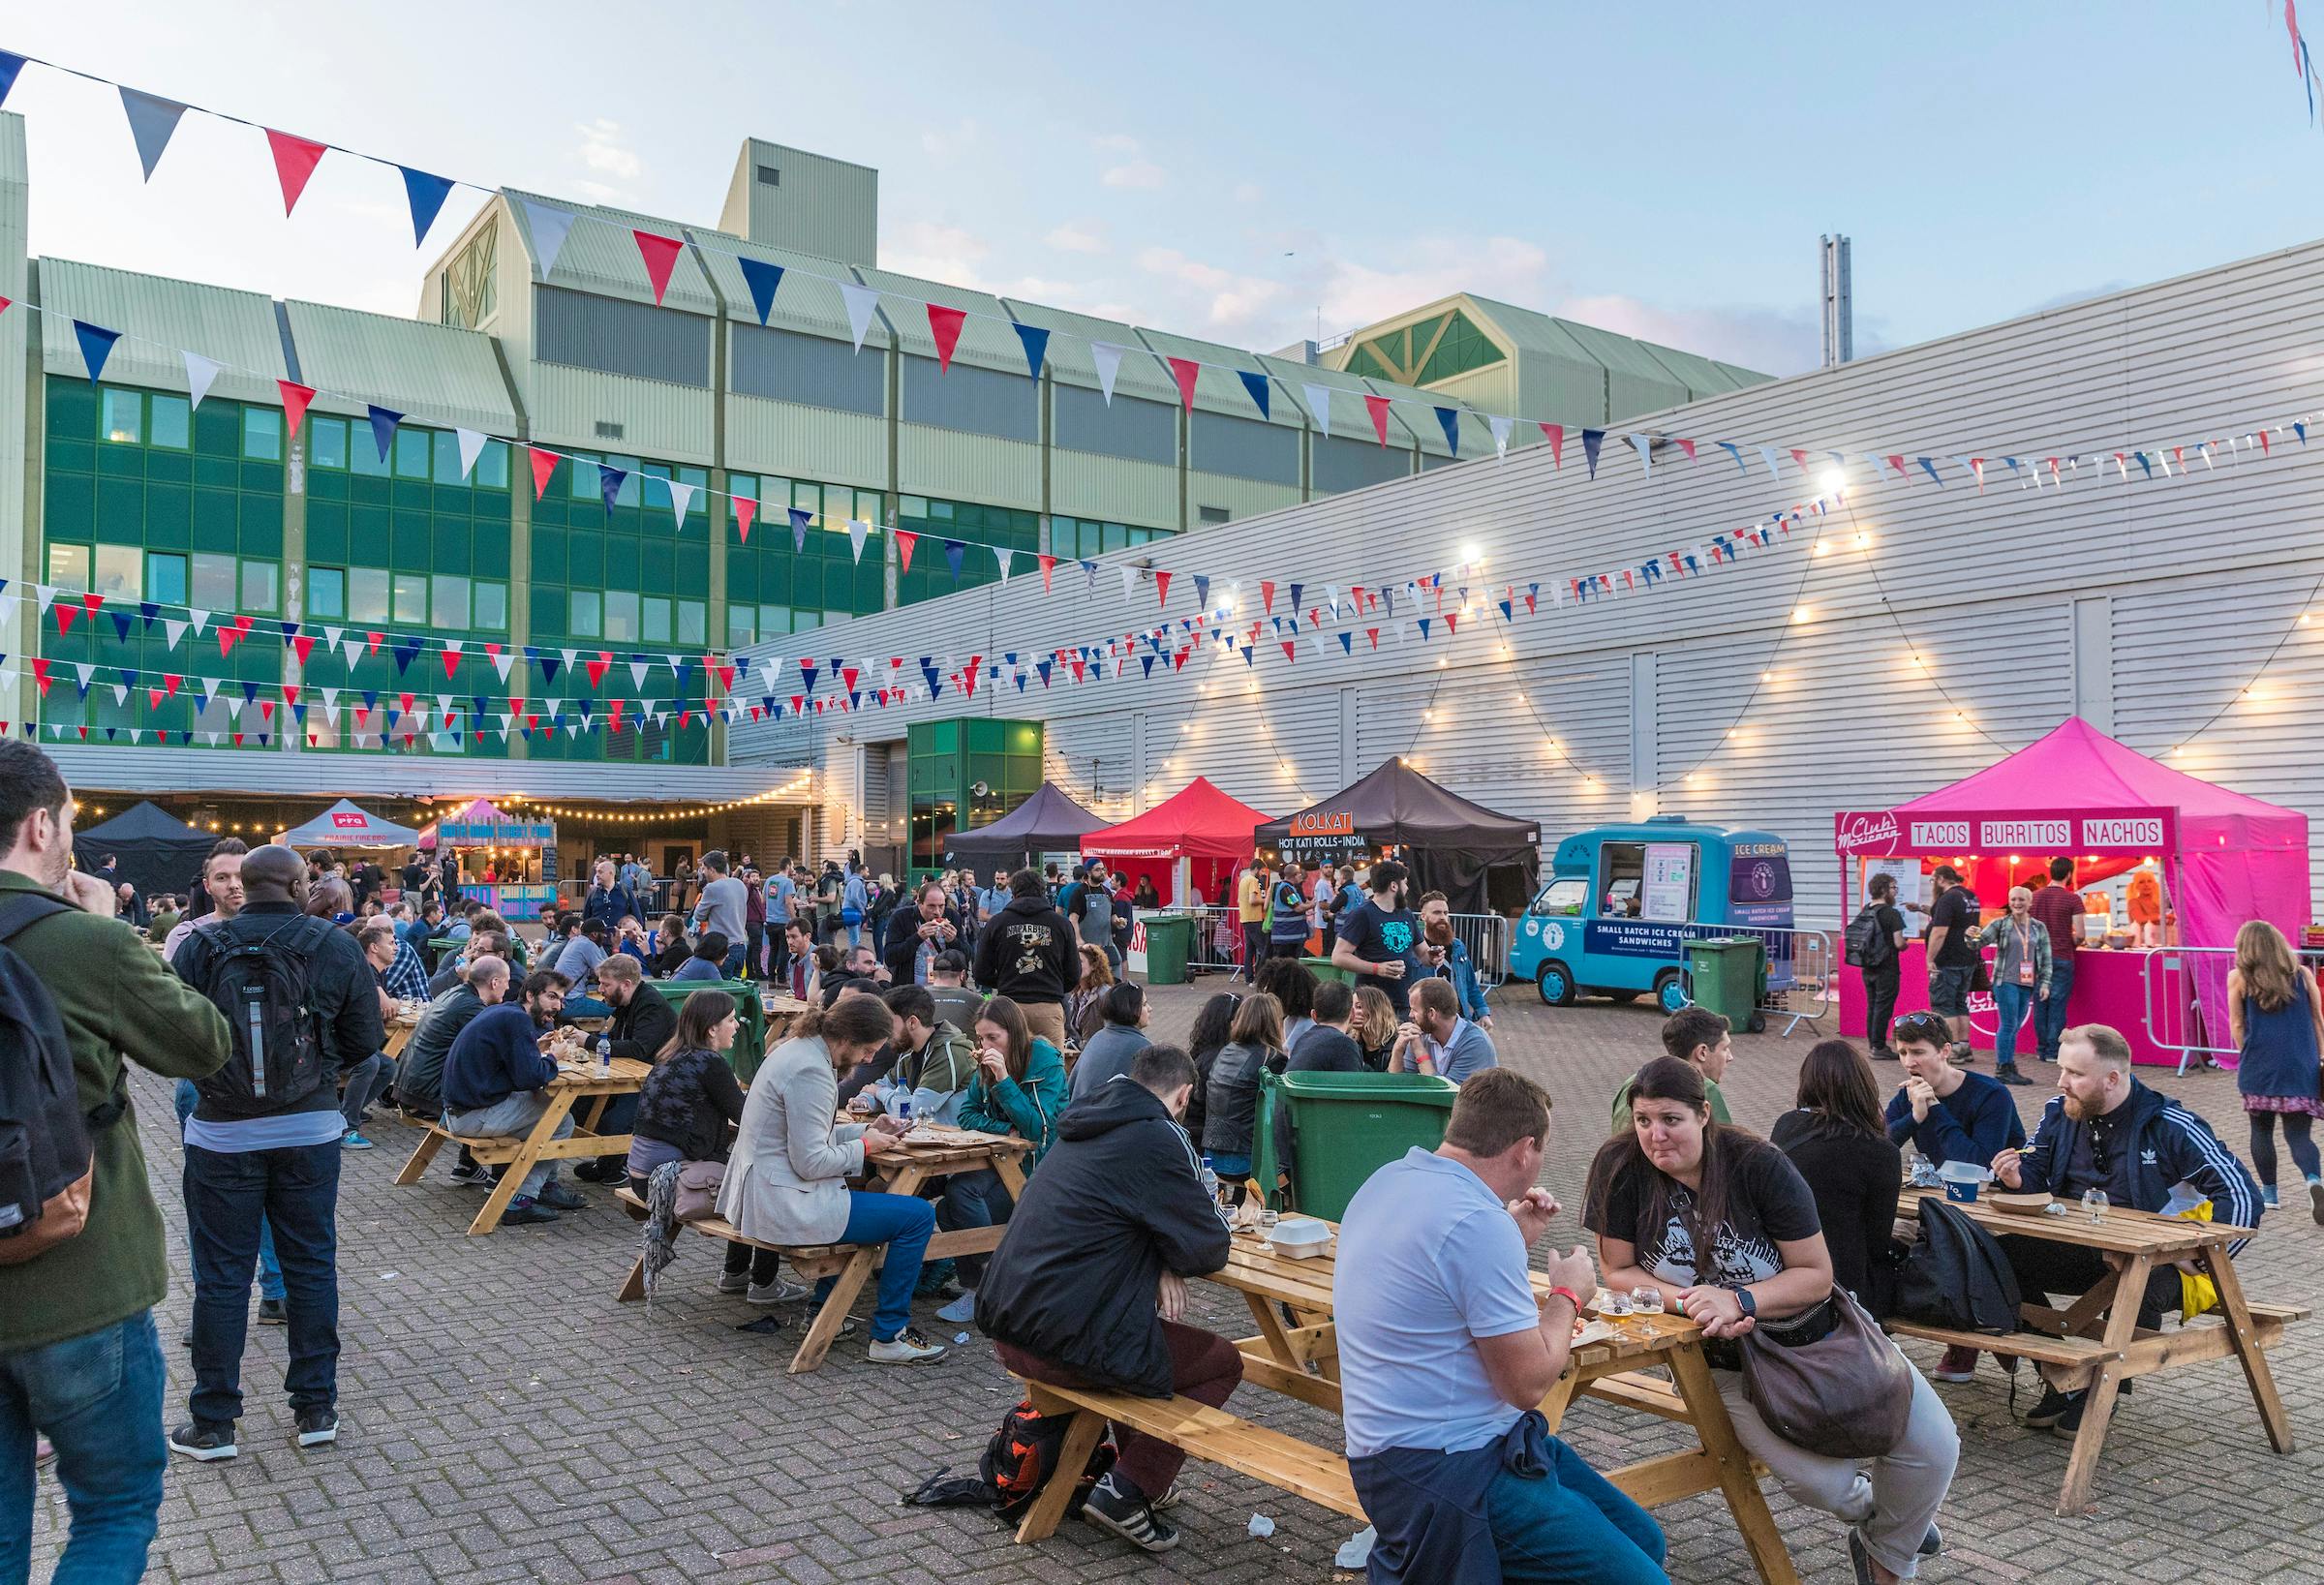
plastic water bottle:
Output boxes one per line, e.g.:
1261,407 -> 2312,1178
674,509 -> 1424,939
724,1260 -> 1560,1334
1200,1152 -> 1222,1204
895,1093 -> 914,1127
595,1036 -> 612,1079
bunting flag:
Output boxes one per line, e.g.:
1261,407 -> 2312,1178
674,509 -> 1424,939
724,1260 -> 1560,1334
1238,369 -> 1270,418
1542,422 -> 1566,467
1037,553 -> 1057,593
72,321 -> 118,384
529,445 -> 558,498
632,229 -> 684,305
942,538 -> 966,580
1364,394 -> 1392,447
277,381 -> 316,440
264,129 -> 327,215
895,530 -> 918,575
1582,428 -> 1606,478
994,547 -> 1013,583
399,166 -> 454,246
1435,408 -> 1460,455
1166,356 -> 1200,411
1629,433 -> 1653,478
840,283 -> 880,351
1301,383 -> 1331,437
367,405 -> 403,463
667,479 -> 695,527
453,427 -> 487,479
598,462 -> 627,511
927,303 -> 968,372
182,351 -> 223,412
1091,342 -> 1124,405
788,505 -> 811,554
1488,414 -> 1514,459
847,518 -> 870,563
1013,321 -> 1050,379
732,495 -> 757,543
521,199 -> 576,277
118,87 -> 187,180
0,52 -> 22,109
734,255 -> 784,324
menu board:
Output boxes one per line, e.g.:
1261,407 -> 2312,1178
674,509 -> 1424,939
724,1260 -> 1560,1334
1641,843 -> 1695,922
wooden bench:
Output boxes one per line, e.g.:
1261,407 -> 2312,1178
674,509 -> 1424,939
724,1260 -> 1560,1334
1010,1379 -> 1362,1543
1886,1319 -> 2123,1375
1890,1293 -> 2309,1387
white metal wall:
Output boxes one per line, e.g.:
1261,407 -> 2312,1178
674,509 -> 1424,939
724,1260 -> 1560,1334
735,235 -> 2324,920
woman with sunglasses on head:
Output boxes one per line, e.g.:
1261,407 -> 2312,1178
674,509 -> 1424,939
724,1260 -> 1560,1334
1586,1056 -> 1956,1585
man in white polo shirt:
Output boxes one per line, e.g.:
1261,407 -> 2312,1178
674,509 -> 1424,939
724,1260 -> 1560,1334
1333,1069 -> 1666,1585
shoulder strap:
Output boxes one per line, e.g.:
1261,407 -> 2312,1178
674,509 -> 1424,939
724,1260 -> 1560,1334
0,891 -> 76,946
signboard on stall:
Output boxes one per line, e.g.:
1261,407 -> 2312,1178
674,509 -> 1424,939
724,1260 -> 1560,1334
1832,807 -> 2177,856
1273,810 -> 1372,868
1862,857 -> 1928,908
437,820 -> 555,847
1641,843 -> 1695,922
1583,920 -> 1693,961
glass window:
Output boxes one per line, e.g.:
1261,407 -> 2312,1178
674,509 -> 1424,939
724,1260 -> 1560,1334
475,440 -> 508,490
604,590 -> 639,642
568,590 -> 601,636
351,426 -> 389,475
726,603 -> 754,646
148,395 -> 190,450
349,566 -> 390,623
310,417 -> 348,470
1529,878 -> 1588,918
100,389 -> 141,444
191,553 -> 237,609
474,580 -> 507,630
148,552 -> 189,606
242,562 -> 278,612
46,543 -> 90,590
395,428 -> 431,479
568,449 -> 598,499
792,480 -> 820,519
242,408 -> 283,461
432,574 -> 471,630
92,545 -> 141,599
309,565 -> 345,619
643,596 -> 671,643
606,456 -> 641,508
758,603 -> 789,637
432,432 -> 468,485
794,609 -> 820,632
677,599 -> 706,645
392,572 -> 430,624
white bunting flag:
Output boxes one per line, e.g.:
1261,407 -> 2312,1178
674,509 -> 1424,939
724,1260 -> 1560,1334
994,547 -> 1013,583
454,428 -> 488,480
183,351 -> 224,412
560,649 -> 579,676
73,663 -> 94,693
34,586 -> 54,618
187,608 -> 210,636
847,518 -> 870,564
322,625 -> 343,652
667,480 -> 695,527
163,619 -> 186,650
339,636 -> 364,669
196,676 -> 218,704
1302,383 -> 1332,437
321,687 -> 339,724
627,657 -> 650,689
758,659 -> 781,693
520,199 -> 578,278
840,283 -> 881,352
1488,414 -> 1513,459
491,648 -> 517,684
1091,343 -> 1124,406
1120,565 -> 1138,602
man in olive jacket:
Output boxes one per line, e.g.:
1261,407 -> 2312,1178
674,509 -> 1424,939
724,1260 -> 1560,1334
0,743 -> 231,1579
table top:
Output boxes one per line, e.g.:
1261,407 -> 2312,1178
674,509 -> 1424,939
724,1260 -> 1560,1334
1897,1185 -> 2249,1255
548,1055 -> 652,1091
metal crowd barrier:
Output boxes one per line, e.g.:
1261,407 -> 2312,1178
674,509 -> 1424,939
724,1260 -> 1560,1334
1151,903 -> 1512,993
2140,945 -> 2241,1076
1451,911 -> 1512,991
1679,920 -> 1839,1039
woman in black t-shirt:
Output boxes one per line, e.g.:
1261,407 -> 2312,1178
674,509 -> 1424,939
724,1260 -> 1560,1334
1584,1056 -> 1957,1585
626,991 -> 784,1297
1771,1040 -> 1906,1318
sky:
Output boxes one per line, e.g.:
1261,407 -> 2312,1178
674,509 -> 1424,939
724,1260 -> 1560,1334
5,3 -> 2321,381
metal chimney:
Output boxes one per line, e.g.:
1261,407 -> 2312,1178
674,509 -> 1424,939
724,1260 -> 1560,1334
1819,233 -> 1853,367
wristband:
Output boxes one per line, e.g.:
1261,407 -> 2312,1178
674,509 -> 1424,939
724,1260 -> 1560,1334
1546,1285 -> 1582,1313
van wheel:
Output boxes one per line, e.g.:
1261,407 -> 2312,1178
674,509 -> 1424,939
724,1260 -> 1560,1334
1652,970 -> 1689,1014
1537,960 -> 1576,1007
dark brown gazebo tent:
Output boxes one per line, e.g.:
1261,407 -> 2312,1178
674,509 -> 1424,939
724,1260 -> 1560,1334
944,781 -> 1110,871
1253,756 -> 1541,914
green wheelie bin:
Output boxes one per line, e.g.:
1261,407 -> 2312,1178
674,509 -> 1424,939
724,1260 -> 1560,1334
1683,936 -> 1767,1034
1266,1069 -> 1459,1221
1142,914 -> 1193,985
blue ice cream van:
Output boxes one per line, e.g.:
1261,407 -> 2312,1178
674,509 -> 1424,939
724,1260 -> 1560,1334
1510,816 -> 1794,1017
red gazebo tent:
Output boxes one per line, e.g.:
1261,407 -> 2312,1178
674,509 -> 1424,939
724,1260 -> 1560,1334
1082,777 -> 1273,907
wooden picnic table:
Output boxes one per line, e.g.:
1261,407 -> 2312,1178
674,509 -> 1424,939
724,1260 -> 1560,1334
382,1015 -> 421,1060
1889,1185 -> 2300,1514
393,1055 -> 650,1234
1020,1225 -> 1798,1584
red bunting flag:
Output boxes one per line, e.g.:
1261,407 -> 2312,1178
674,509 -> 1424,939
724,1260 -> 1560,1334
440,648 -> 459,681
364,630 -> 384,655
529,446 -> 559,499
1364,394 -> 1392,447
1674,438 -> 1697,462
264,129 -> 327,215
927,304 -> 967,372
895,530 -> 918,575
1886,454 -> 1909,477
607,699 -> 625,733
1154,570 -> 1172,607
1166,357 -> 1200,411
1789,448 -> 1808,474
1365,627 -> 1380,650
1037,554 -> 1057,592
732,496 -> 756,543
277,381 -> 316,440
290,634 -> 315,664
631,229 -> 684,306
28,659 -> 48,696
1541,422 -> 1565,467
1261,581 -> 1276,614
583,652 -> 611,687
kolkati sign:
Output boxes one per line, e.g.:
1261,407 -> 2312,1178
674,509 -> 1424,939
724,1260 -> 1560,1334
1833,808 -> 2177,856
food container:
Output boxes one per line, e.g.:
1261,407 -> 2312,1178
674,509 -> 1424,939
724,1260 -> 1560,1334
1938,1160 -> 1992,1203
1988,1192 -> 2055,1216
1268,1216 -> 1334,1260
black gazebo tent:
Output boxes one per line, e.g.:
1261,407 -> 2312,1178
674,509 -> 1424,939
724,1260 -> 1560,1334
74,800 -> 214,900
945,781 -> 1109,871
1253,757 -> 1541,914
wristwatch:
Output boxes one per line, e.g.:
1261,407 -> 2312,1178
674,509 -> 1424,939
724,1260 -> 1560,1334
1734,1286 -> 1758,1320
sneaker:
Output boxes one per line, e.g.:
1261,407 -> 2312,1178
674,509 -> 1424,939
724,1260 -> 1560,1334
499,1197 -> 559,1226
867,1327 -> 949,1365
1148,1479 -> 1183,1512
2051,1380 -> 2129,1439
168,1421 -> 238,1462
571,1160 -> 624,1183
2264,1184 -> 2281,1209
535,1179 -> 587,1211
1870,1046 -> 1899,1062
448,1160 -> 494,1186
2021,1384 -> 2077,1428
1846,1528 -> 1877,1585
341,1131 -> 374,1150
715,1270 -> 750,1294
748,1276 -> 811,1306
935,1292 -> 978,1326
2309,1178 -> 2324,1228
1932,1345 -> 1977,1384
1920,1523 -> 1943,1557
295,1408 -> 338,1448
1948,1043 -> 1974,1065
1996,1065 -> 2033,1086
258,1297 -> 287,1326
1081,1472 -> 1179,1553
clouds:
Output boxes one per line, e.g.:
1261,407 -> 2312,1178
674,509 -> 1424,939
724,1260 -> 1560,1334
568,118 -> 642,205
884,220 -> 995,289
1093,133 -> 1166,190
1043,221 -> 1108,255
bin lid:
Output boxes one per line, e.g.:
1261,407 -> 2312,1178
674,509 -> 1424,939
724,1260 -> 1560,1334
1275,1071 -> 1459,1102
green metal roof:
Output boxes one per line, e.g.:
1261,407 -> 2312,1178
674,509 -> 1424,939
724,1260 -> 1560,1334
282,299 -> 518,433
37,259 -> 287,404
851,264 -> 1020,374
688,232 -> 888,351
502,188 -> 719,316
1134,325 -> 1302,428
999,297 -> 1177,403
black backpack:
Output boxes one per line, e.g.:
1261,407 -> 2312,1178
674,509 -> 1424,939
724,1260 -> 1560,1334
1844,904 -> 1892,968
1893,1197 -> 2022,1334
0,894 -> 114,1265
191,914 -> 336,1113
980,1397 -> 1116,1519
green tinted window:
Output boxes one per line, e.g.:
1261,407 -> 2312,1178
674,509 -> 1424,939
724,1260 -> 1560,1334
242,408 -> 283,461
309,564 -> 345,619
100,388 -> 140,444
148,395 -> 190,450
311,417 -> 348,470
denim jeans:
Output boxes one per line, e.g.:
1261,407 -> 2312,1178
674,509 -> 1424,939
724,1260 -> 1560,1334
174,1081 -> 282,1302
812,1191 -> 934,1342
938,1167 -> 1016,1288
443,1091 -> 572,1200
2033,957 -> 2076,1060
1485,1432 -> 1668,1585
182,1140 -> 342,1428
1993,980 -> 2034,1070
0,1310 -> 167,1585
338,1052 -> 395,1133
720,945 -> 746,978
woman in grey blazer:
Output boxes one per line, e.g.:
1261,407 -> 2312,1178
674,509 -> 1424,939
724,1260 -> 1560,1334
715,993 -> 947,1363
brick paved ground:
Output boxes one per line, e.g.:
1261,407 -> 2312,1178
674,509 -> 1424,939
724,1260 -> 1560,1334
30,977 -> 2324,1584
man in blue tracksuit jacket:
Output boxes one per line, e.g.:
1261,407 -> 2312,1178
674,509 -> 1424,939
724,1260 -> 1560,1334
1992,1022 -> 2262,1435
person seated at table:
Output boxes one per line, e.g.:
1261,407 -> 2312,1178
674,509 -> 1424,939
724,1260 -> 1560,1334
440,969 -> 587,1227
1182,990 -> 1239,1147
1991,1023 -> 2264,1437
610,914 -> 653,967
1202,991 -> 1285,1195
1613,1006 -> 1735,1134
1255,956 -> 1319,1052
776,920 -> 819,1002
398,955 -> 505,1186
671,930 -> 730,984
1394,975 -> 1499,1083
1337,1068 -> 1661,1585
924,948 -> 983,1035
343,919 -> 420,1148
571,956 -> 681,1183
624,988 -> 792,1299
1068,982 -> 1153,1102
426,928 -> 508,997
1062,944 -> 1116,1052
818,942 -> 888,1006
855,984 -> 978,1126
652,914 -> 692,977
978,1044 -> 1238,1553
556,920 -> 614,1018
941,996 -> 1071,1317
1587,1055 -> 1957,1585
716,994 -> 947,1363
1774,1040 -> 1907,1319
1352,984 -> 1398,1072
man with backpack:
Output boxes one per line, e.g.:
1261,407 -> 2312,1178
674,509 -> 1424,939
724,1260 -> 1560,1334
1848,871 -> 1910,1059
168,842 -> 383,1463
0,744 -> 233,1577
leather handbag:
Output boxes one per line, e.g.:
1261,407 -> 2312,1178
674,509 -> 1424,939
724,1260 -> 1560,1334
1737,1287 -> 1913,1459
673,1159 -> 725,1223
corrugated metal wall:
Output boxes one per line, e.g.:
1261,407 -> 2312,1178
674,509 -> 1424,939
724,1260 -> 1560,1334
733,234 -> 2324,924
